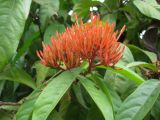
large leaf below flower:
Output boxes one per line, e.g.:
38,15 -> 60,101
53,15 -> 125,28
16,85 -> 44,120
32,68 -> 81,120
115,80 -> 160,120
78,75 -> 114,120
98,66 -> 145,85
0,0 -> 32,71
151,96 -> 160,120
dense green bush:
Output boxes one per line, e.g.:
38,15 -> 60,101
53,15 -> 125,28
0,0 -> 160,120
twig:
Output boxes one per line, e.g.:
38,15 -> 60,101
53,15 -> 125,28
0,101 -> 20,106
43,70 -> 65,84
50,70 -> 64,79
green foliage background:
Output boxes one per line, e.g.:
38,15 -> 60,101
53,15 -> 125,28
0,0 -> 160,120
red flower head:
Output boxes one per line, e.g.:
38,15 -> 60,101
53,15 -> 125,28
37,14 -> 125,70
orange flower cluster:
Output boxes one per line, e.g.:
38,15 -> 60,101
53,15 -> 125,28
37,15 -> 125,70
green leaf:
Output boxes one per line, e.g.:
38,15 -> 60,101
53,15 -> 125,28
98,66 -> 145,85
87,104 -> 104,120
78,75 -> 114,120
91,74 -> 114,108
126,62 -> 158,72
102,14 -> 117,24
116,45 -> 134,67
0,0 -> 32,71
128,45 -> 154,63
73,83 -> 88,109
104,0 -> 119,10
47,110 -> 63,120
44,23 -> 65,44
104,69 -> 137,100
151,96 -> 160,120
16,85 -> 44,120
143,50 -> 157,63
0,81 -> 5,96
58,91 -> 71,118
116,80 -> 160,120
13,32 -> 40,63
80,60 -> 89,72
33,61 -> 50,86
106,83 -> 122,113
92,74 -> 122,113
63,99 -> 88,120
0,66 -> 36,89
32,68 -> 81,120
73,0 -> 100,18
0,110 -> 12,120
34,0 -> 60,28
133,0 -> 160,20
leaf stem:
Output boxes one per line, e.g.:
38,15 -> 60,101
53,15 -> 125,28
0,101 -> 20,106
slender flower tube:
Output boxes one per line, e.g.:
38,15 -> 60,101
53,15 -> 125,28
37,14 -> 125,70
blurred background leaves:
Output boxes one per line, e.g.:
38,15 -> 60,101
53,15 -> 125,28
0,0 -> 160,120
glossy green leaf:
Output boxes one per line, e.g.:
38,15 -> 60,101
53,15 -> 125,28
116,80 -> 160,120
33,61 -> 50,86
32,68 -> 81,120
143,50 -> 157,63
106,83 -> 122,113
16,85 -> 44,120
34,0 -> 60,28
0,0 -> 32,71
102,14 -> 117,24
98,66 -> 145,85
80,60 -> 89,73
104,69 -> 137,100
0,66 -> 36,89
13,32 -> 40,63
0,110 -> 12,120
116,45 -> 134,66
47,110 -> 63,120
126,62 -> 158,72
91,74 -> 113,108
87,104 -> 104,120
73,0 -> 100,18
73,83 -> 88,109
128,44 -> 156,63
34,0 -> 59,13
151,96 -> 160,120
112,67 -> 144,85
78,75 -> 114,120
44,23 -> 65,44
133,0 -> 160,20
63,99 -> 88,120
92,74 -> 122,113
104,0 -> 119,10
58,91 -> 71,118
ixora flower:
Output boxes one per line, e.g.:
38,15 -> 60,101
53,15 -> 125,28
37,15 -> 125,70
